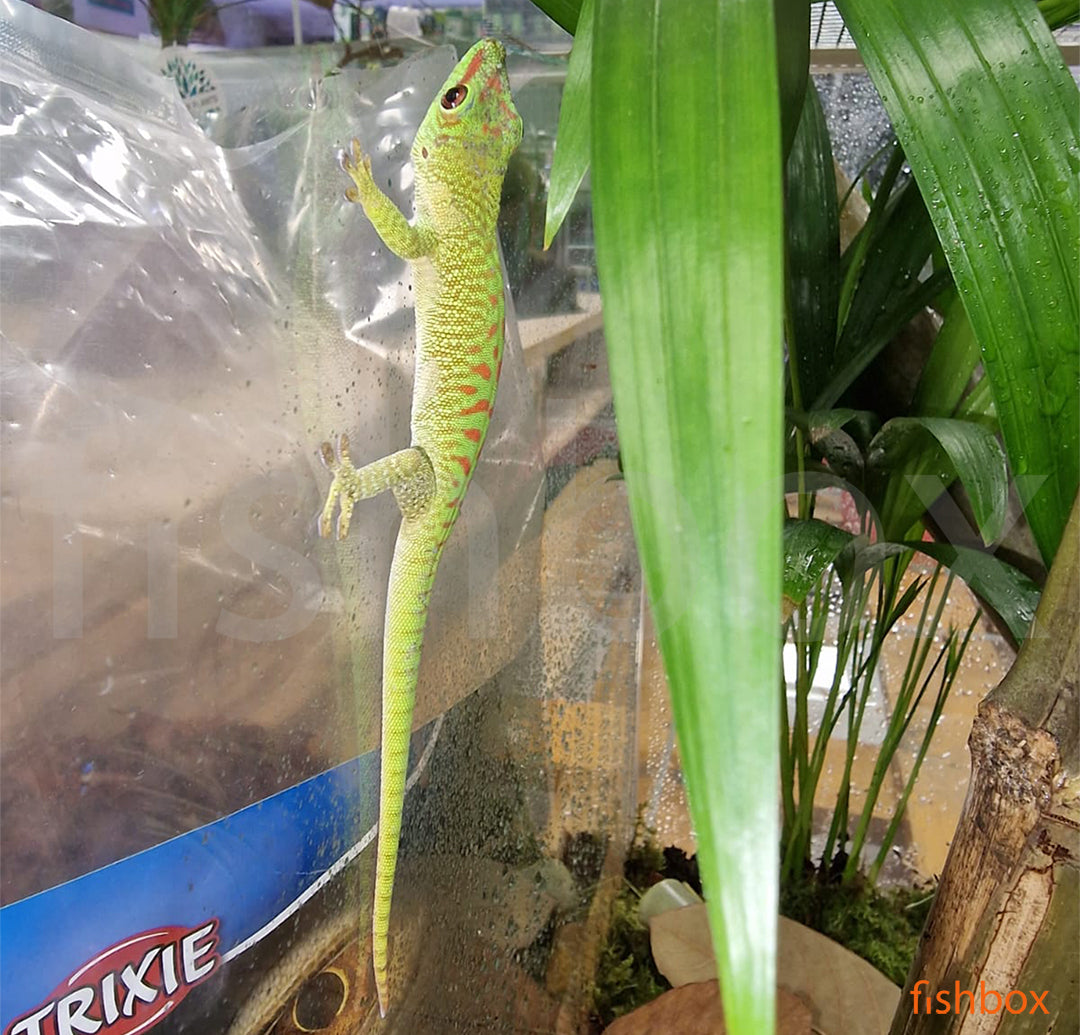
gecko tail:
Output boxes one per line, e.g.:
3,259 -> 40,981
371,522 -> 441,1020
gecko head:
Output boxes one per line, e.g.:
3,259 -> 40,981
412,38 -> 523,184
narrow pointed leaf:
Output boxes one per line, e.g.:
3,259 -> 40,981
910,287 -> 981,418
843,540 -> 912,585
837,0 -> 1080,564
785,79 -> 839,408
543,0 -> 593,250
526,0 -> 582,33
885,574 -> 930,630
869,416 -> 1009,544
774,0 -> 810,160
783,519 -> 854,616
817,177 -> 951,409
591,2 -> 784,1033
794,407 -> 879,450
880,290 -> 987,539
908,541 -> 1040,644
1038,0 -> 1080,29
813,429 -> 864,486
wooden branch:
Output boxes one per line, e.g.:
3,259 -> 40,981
890,494 -> 1078,1034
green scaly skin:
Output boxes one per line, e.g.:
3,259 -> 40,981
319,39 -> 522,1017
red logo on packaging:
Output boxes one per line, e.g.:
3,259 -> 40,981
5,921 -> 220,1035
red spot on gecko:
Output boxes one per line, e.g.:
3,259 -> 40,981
471,362 -> 492,380
460,384 -> 478,395
463,428 -> 482,443
487,323 -> 498,339
489,294 -> 500,307
452,455 -> 472,476
460,400 -> 490,416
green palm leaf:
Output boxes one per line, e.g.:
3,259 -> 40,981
590,3 -> 784,1033
837,0 -> 1080,564
543,0 -> 592,250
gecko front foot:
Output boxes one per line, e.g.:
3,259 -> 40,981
319,433 -> 360,540
340,138 -> 376,206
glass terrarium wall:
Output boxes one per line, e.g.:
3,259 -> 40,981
6,0 -> 1069,1028
0,3 -> 641,1033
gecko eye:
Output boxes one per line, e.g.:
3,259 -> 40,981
441,84 -> 468,110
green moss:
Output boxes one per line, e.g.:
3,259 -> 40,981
781,874 -> 935,985
590,892 -> 669,1026
589,825 -> 671,1028
592,823 -> 931,1031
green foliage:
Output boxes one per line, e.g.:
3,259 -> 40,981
533,0 -> 582,34
837,0 -> 1080,564
543,0 -> 592,250
782,518 -> 853,618
781,876 -> 935,986
530,1 -> 1078,1032
588,3 -> 785,1034
589,831 -> 670,1027
1038,0 -> 1080,27
781,541 -> 978,889
141,0 -> 215,46
590,892 -> 669,1025
816,171 -> 952,411
785,81 -> 839,409
868,417 -> 1008,544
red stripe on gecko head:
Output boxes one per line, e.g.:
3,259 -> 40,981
471,362 -> 492,380
452,455 -> 472,476
460,384 -> 478,395
459,48 -> 486,86
463,428 -> 482,443
460,400 -> 490,416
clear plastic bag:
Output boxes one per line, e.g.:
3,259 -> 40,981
0,5 -> 544,1029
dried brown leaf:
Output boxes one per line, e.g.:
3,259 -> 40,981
647,906 -> 899,1034
778,916 -> 899,1035
648,903 -> 716,987
602,981 -> 812,1035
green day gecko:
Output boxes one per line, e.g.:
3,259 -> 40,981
318,39 -> 522,1016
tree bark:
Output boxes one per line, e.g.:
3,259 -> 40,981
890,495 -> 1079,1034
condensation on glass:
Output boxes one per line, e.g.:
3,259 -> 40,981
0,4 -> 640,1033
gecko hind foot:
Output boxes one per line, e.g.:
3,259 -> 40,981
318,439 -> 435,540
318,434 -> 358,540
